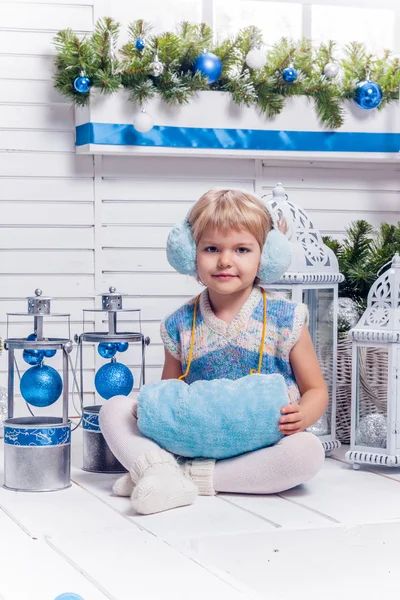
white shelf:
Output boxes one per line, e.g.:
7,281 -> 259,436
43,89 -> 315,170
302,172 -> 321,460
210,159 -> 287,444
75,90 -> 400,162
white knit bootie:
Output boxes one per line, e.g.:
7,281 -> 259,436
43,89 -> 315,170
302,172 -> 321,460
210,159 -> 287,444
130,449 -> 198,515
181,458 -> 216,496
112,472 -> 134,497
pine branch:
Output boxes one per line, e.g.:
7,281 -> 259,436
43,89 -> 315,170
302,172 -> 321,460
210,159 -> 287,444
224,71 -> 257,107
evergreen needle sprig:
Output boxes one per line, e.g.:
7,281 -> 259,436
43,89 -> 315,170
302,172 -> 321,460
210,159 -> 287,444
53,18 -> 400,129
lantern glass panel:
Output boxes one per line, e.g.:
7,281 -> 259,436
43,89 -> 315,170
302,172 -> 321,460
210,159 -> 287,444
354,345 -> 388,449
303,288 -> 334,435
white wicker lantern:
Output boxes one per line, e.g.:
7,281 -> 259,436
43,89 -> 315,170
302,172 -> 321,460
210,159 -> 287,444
265,183 -> 344,452
345,254 -> 400,468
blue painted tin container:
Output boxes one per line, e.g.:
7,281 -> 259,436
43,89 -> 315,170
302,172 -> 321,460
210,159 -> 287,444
4,416 -> 71,492
82,405 -> 126,473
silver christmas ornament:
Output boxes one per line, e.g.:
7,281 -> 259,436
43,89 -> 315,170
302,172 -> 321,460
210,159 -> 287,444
308,413 -> 330,436
355,413 -> 387,448
150,54 -> 164,77
324,297 -> 360,331
323,62 -> 339,79
245,48 -> 267,70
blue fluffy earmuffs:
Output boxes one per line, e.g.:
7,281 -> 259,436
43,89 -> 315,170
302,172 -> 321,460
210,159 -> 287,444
166,189 -> 292,283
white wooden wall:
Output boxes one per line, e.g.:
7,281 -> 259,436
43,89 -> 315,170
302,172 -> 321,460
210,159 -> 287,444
1,0 -> 399,415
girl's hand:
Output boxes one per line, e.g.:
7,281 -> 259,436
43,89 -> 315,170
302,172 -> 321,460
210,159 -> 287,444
279,404 -> 306,435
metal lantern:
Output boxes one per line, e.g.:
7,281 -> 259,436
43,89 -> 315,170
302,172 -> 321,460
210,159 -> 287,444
3,289 -> 73,492
77,286 -> 150,473
345,254 -> 400,468
265,183 -> 344,453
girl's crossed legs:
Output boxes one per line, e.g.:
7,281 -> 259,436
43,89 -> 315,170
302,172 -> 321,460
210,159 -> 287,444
99,395 -> 325,513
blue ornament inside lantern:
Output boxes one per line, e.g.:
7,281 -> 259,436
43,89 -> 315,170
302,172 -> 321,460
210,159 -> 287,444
23,349 -> 44,366
354,80 -> 382,110
135,38 -> 145,51
192,51 -> 222,84
117,341 -> 129,353
95,361 -> 134,400
73,73 -> 91,94
43,348 -> 57,358
26,332 -> 56,358
20,364 -> 63,407
282,66 -> 297,82
97,342 -> 118,359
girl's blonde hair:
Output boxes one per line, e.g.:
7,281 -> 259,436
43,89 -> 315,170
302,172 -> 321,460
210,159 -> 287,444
188,189 -> 273,249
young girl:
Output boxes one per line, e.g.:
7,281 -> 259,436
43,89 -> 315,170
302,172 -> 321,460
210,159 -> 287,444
100,189 -> 327,515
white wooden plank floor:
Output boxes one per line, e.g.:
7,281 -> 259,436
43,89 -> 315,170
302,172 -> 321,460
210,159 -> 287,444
1,433 -> 400,600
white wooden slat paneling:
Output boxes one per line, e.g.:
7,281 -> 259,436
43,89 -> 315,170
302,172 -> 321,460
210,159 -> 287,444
0,153 -> 93,177
0,227 -> 94,249
262,187 -> 399,214
103,225 -> 169,248
0,130 -> 75,153
102,178 -> 255,201
102,201 -> 192,225
0,275 -> 94,297
103,249 -> 171,272
122,296 -> 191,320
262,165 -> 400,191
0,30 -> 58,55
1,203 -> 93,226
0,178 -> 93,201
0,55 -> 54,80
0,104 -> 73,130
102,273 -> 202,297
0,3 -> 93,31
0,250 -> 94,274
102,156 -> 256,180
0,80 -> 65,104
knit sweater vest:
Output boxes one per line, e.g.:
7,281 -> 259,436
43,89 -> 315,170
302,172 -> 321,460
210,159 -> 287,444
160,286 -> 309,402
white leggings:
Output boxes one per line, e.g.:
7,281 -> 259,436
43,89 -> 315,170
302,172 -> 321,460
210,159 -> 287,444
99,395 -> 325,494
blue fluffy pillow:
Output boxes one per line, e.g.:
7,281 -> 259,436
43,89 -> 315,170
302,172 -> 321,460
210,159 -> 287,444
137,373 -> 289,459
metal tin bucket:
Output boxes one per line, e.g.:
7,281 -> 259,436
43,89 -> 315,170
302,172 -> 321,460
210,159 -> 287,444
82,405 -> 126,473
4,416 -> 71,492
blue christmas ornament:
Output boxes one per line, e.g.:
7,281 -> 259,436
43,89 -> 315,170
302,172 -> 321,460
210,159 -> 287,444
20,365 -> 63,407
26,333 -> 56,358
54,595 -> 84,600
73,74 -> 91,93
44,348 -> 57,358
117,342 -> 129,352
282,66 -> 297,82
193,51 -> 222,84
354,80 -> 382,110
95,362 -> 134,400
97,342 -> 118,359
135,38 -> 145,51
23,349 -> 44,366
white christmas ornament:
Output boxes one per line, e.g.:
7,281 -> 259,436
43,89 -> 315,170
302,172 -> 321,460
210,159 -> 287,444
133,110 -> 154,133
245,49 -> 267,70
323,62 -> 339,79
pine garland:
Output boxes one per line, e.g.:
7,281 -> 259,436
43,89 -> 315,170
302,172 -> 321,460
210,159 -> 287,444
53,18 -> 400,129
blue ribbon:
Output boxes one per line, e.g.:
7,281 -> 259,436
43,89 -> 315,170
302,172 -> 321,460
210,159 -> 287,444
82,411 -> 101,432
76,122 -> 400,153
4,425 -> 71,447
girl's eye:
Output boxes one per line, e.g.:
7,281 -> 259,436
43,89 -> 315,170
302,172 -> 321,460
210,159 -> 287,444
205,246 -> 218,253
236,247 -> 249,254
